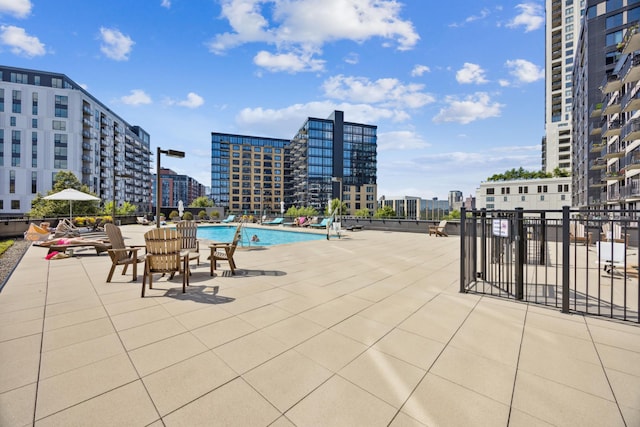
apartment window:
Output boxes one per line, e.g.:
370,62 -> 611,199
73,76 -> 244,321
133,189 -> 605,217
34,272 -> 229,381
629,7 -> 640,22
12,90 -> 21,113
606,13 -> 622,29
52,77 -> 63,88
521,196 -> 526,201
558,184 -> 563,192
11,200 -> 20,210
53,133 -> 67,169
32,118 -> 37,128
32,92 -> 38,115
565,33 -> 573,41
561,194 -> 566,200
540,195 -> 545,201
487,204 -> 495,209
606,30 -> 623,47
34,75 -> 40,85
0,88 -> 4,112
52,120 -> 66,131
518,186 -> 528,194
11,130 -> 20,167
0,129 -> 3,166
54,95 -> 68,118
503,196 -> 508,202
486,188 -> 495,195
10,72 -> 27,83
606,0 -> 622,12
31,171 -> 37,193
9,170 -> 16,193
10,117 -> 16,126
501,187 -> 510,195
486,196 -> 494,202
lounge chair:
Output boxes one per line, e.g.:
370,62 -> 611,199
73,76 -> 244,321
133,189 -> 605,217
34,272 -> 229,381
263,217 -> 284,225
570,223 -> 592,245
136,216 -> 151,225
601,222 -> 629,245
104,223 -> 146,282
208,223 -> 242,276
284,216 -> 306,227
596,241 -> 637,277
176,220 -> 200,270
142,228 -> 188,297
429,220 -> 448,237
309,218 -> 330,228
36,236 -> 111,255
24,223 -> 51,242
53,218 -> 82,237
221,214 -> 236,223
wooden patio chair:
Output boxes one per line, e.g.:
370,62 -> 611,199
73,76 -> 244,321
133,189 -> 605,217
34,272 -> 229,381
142,228 -> 188,297
104,223 -> 146,282
429,220 -> 448,237
570,222 -> 593,245
601,222 -> 629,245
176,220 -> 200,271
54,218 -> 81,237
208,223 -> 243,276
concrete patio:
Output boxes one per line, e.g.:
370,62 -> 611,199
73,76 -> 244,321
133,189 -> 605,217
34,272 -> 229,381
0,225 -> 638,426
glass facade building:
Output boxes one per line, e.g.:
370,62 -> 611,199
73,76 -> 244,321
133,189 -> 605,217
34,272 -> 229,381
211,110 -> 377,215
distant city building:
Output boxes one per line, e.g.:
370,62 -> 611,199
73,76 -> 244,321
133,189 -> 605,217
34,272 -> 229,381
463,194 -> 476,210
151,168 -> 206,211
572,1 -> 640,210
0,65 -> 152,216
475,177 -> 572,217
543,0 -> 583,173
378,195 -> 420,219
424,198 -> 450,220
448,190 -> 463,211
211,111 -> 377,216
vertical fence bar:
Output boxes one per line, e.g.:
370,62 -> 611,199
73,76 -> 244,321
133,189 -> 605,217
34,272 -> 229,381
540,212 -> 546,266
480,209 -> 486,281
515,208 -> 524,300
562,206 -> 570,313
460,207 -> 467,293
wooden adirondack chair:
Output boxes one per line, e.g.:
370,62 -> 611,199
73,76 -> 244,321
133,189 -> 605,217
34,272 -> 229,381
208,223 -> 242,276
142,228 -> 188,297
105,223 -> 145,282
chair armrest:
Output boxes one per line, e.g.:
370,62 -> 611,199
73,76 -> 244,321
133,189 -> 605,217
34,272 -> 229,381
109,247 -> 141,254
209,242 -> 232,249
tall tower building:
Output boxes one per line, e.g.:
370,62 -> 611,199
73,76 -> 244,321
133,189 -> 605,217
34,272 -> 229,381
0,65 -> 152,216
543,0 -> 583,173
572,1 -> 640,209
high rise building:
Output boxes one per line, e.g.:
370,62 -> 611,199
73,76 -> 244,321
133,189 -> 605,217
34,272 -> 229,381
543,0 -> 583,173
152,168 -> 207,211
0,65 -> 152,216
572,1 -> 640,210
211,111 -> 377,216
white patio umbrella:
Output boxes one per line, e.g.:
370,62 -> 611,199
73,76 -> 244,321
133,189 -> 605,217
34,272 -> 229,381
43,188 -> 100,219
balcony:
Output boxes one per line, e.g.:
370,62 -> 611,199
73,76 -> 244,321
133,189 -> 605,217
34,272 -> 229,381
622,87 -> 640,112
622,24 -> 640,54
602,119 -> 622,137
589,178 -> 607,188
603,145 -> 625,159
626,151 -> 640,170
601,73 -> 621,94
589,120 -> 603,136
602,92 -> 621,115
590,141 -> 606,153
605,170 -> 625,181
622,117 -> 640,141
589,103 -> 603,118
590,158 -> 607,170
622,53 -> 640,84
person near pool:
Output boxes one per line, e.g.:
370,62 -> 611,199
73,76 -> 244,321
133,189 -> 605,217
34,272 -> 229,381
251,234 -> 259,242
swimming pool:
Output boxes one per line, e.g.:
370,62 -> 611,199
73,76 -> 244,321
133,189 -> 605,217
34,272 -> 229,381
195,225 -> 326,247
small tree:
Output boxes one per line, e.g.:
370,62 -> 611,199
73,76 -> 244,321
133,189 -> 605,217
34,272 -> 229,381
29,171 -> 101,217
374,205 -> 395,218
198,210 -> 208,220
183,211 -> 194,220
325,198 -> 347,216
169,210 -> 180,221
189,196 -> 214,208
286,206 -> 319,218
354,208 -> 370,218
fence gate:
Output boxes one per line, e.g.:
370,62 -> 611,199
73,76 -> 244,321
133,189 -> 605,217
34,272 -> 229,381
460,207 -> 639,323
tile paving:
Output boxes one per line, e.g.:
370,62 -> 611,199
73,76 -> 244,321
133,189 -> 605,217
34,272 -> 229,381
0,224 -> 639,426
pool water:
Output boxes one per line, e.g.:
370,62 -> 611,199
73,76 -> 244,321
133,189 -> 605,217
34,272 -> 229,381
195,225 -> 325,247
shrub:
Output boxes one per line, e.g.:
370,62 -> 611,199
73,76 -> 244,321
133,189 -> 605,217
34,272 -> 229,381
183,211 -> 194,220
169,210 -> 179,220
198,210 -> 208,220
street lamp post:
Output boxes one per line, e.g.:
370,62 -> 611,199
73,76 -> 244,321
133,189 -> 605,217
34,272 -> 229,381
156,147 -> 186,228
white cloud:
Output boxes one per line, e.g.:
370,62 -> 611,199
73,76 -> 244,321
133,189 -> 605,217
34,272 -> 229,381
0,0 -> 31,18
208,0 -> 419,72
344,52 -> 359,65
507,3 -> 544,32
236,101 -> 410,138
254,50 -> 325,73
99,27 -> 134,61
0,25 -> 45,57
120,89 -> 152,106
456,63 -> 488,84
161,0 -> 171,8
505,59 -> 544,83
433,92 -> 503,124
498,79 -> 510,87
449,8 -> 490,28
411,64 -> 430,77
377,130 -> 430,151
176,92 -> 205,108
322,75 -> 435,109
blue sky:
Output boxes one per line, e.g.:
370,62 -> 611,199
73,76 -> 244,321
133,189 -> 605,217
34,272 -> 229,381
0,0 -> 545,200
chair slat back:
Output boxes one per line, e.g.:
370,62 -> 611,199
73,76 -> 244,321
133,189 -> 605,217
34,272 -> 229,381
227,223 -> 243,257
144,228 -> 182,272
105,223 -> 128,262
176,221 -> 198,251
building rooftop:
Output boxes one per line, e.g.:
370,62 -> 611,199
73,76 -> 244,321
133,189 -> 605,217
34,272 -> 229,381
0,226 -> 638,426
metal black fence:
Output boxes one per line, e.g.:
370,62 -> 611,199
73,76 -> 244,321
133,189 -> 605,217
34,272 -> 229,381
460,206 -> 640,323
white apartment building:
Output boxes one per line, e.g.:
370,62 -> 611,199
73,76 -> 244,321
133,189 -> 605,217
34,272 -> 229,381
0,66 -> 152,216
475,177 -> 572,217
543,0 -> 584,173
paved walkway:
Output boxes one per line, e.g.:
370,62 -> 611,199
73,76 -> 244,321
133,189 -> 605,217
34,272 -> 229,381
0,225 -> 638,426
